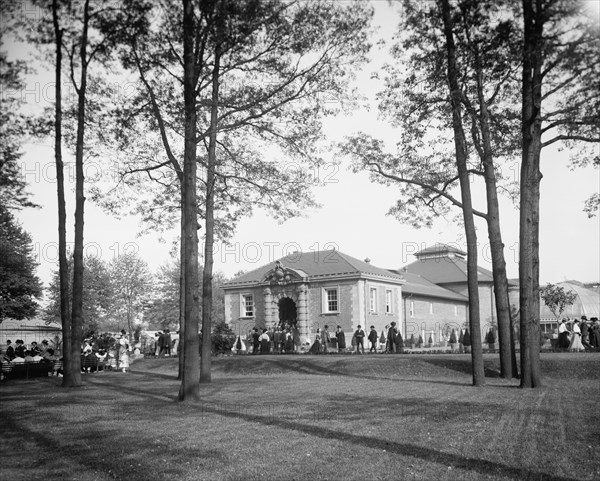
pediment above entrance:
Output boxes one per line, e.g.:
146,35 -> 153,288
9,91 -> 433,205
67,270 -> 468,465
262,260 -> 308,285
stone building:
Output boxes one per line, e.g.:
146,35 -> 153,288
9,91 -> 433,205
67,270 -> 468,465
222,250 -> 406,344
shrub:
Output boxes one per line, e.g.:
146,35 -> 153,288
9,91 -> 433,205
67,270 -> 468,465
410,334 -> 415,348
458,329 -> 464,344
462,329 -> 471,348
427,334 -> 433,346
211,321 -> 236,354
449,329 -> 457,344
417,334 -> 423,347
486,329 -> 496,345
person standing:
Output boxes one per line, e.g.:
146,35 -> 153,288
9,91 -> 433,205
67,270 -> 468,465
252,328 -> 260,355
568,320 -> 585,352
309,328 -> 322,354
163,329 -> 172,356
388,322 -> 398,353
322,325 -> 331,354
273,327 -> 282,354
557,319 -> 570,350
259,328 -> 270,354
118,330 -> 131,373
156,331 -> 164,357
336,326 -> 346,353
368,326 -> 378,353
354,325 -> 365,354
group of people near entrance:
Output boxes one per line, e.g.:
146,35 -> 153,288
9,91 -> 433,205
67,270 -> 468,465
248,326 -> 302,354
556,316 -> 600,352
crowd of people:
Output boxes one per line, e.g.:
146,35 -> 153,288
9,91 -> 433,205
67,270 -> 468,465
555,316 -> 600,352
239,322 -> 409,355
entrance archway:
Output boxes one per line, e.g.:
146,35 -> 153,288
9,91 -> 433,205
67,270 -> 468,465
278,297 -> 297,329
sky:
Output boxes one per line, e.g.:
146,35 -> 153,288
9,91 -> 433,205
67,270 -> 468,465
8,1 -> 600,301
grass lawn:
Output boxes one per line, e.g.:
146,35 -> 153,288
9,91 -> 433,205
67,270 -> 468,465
1,352 -> 599,481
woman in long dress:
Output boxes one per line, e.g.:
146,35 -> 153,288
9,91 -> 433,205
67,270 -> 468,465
118,330 -> 130,373
568,320 -> 585,352
309,329 -> 322,354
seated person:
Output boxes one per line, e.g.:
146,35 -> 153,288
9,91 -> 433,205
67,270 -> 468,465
23,350 -> 36,362
14,339 -> 26,358
95,349 -> 107,371
30,341 -> 42,355
42,348 -> 58,362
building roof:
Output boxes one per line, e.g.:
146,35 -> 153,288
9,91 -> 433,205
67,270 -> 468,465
223,250 -> 406,288
389,270 -> 468,302
403,255 -> 497,285
414,242 -> 467,258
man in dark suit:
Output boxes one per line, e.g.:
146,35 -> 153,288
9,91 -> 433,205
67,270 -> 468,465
252,328 -> 260,355
368,326 -> 378,353
354,326 -> 365,354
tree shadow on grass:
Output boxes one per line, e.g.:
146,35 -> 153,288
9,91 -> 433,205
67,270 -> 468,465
420,357 -> 503,378
196,402 -> 578,481
0,415 -> 226,481
241,358 -> 474,387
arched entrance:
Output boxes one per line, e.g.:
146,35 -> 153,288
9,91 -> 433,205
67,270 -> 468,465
278,297 -> 297,330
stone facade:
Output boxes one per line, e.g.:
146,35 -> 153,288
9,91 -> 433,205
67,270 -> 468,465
222,251 -> 405,344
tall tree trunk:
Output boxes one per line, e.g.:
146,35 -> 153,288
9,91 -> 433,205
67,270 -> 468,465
178,206 -> 185,380
519,0 -> 543,388
472,69 -> 514,379
179,0 -> 201,401
200,18 -> 222,384
69,0 -> 92,386
441,0 -> 485,386
52,0 -> 73,386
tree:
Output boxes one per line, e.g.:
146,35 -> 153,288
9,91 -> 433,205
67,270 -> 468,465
519,0 -> 598,388
449,329 -> 457,345
538,283 -> 577,324
45,255 -> 113,336
342,0 -> 517,381
108,252 -> 152,335
0,206 -> 42,321
87,0 -> 372,395
0,50 -> 38,211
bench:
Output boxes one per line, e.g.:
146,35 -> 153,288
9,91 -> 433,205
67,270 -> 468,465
81,355 -> 107,372
1,361 -> 55,381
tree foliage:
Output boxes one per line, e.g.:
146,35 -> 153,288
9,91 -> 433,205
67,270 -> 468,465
0,206 -> 42,321
538,283 -> 578,322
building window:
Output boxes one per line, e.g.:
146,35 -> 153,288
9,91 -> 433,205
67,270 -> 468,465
385,289 -> 393,313
429,302 -> 434,314
369,287 -> 378,313
323,287 -> 339,313
410,300 -> 414,317
241,294 -> 254,318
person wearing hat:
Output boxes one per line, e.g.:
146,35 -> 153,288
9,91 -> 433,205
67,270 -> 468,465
388,322 -> 398,353
557,319 -> 570,350
368,326 -> 378,353
580,317 -> 592,350
4,340 -> 15,361
353,325 -> 365,354
335,326 -> 346,353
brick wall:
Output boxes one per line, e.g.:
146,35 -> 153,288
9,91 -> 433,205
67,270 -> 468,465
402,295 -> 467,344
